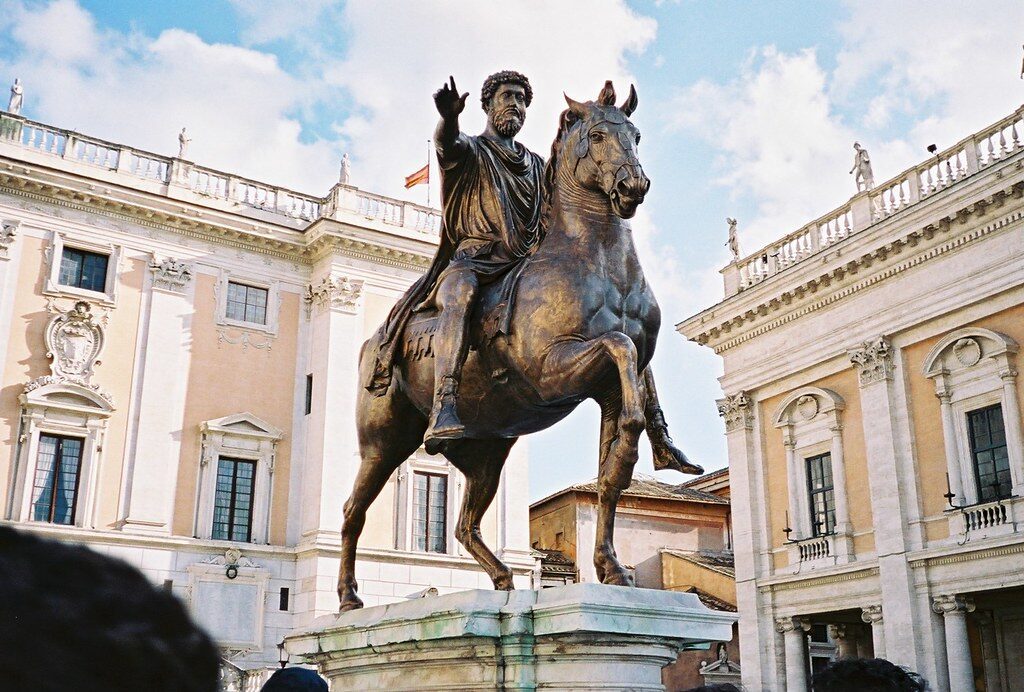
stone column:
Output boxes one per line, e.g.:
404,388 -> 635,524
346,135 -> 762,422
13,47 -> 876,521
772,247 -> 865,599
776,616 -> 810,692
861,605 -> 886,659
998,367 -> 1024,496
935,388 -> 967,504
827,624 -> 856,659
932,595 -> 976,692
974,612 -> 1002,692
848,337 -> 923,671
829,424 -> 851,535
783,438 -> 804,536
718,392 -> 774,692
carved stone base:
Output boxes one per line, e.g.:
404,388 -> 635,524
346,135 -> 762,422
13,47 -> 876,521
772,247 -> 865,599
284,583 -> 736,691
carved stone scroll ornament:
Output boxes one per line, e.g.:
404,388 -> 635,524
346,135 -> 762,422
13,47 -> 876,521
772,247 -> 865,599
149,257 -> 193,293
304,275 -> 363,315
848,336 -> 894,386
717,392 -> 752,432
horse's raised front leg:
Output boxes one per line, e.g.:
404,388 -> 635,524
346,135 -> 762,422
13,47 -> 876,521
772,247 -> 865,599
643,366 -> 704,475
444,438 -> 517,590
538,332 -> 645,586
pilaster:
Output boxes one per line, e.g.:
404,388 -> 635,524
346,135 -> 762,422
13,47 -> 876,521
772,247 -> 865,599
932,594 -> 976,692
119,258 -> 195,533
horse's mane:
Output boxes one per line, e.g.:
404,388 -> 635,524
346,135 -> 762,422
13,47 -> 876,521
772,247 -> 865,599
539,110 -> 572,235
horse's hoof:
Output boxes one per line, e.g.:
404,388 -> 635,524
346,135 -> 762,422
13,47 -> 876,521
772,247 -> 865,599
652,442 -> 703,475
339,596 -> 364,613
492,573 -> 515,591
602,569 -> 635,587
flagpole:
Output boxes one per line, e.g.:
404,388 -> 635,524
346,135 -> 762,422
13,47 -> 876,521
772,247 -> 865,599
426,138 -> 431,207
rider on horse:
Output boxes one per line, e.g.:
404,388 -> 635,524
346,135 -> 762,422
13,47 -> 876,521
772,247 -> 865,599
368,71 -> 545,454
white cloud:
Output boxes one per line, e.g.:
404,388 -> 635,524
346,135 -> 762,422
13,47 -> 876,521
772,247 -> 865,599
322,0 -> 657,198
227,0 -> 338,46
0,0 -> 338,193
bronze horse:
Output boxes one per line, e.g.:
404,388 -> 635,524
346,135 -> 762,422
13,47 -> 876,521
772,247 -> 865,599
338,82 -> 702,612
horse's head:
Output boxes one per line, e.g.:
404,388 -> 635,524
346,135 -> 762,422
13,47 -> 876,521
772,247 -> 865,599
557,81 -> 649,219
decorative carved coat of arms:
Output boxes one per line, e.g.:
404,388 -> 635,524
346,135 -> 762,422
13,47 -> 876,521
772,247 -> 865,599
45,300 -> 104,380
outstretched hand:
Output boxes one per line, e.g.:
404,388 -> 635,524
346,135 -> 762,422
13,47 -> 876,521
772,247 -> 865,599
434,75 -> 468,121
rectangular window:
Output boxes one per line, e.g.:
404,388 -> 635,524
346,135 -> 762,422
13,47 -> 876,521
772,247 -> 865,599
968,404 -> 1011,502
806,453 -> 836,537
305,374 -> 313,415
212,457 -> 256,542
279,587 -> 290,611
31,434 -> 84,525
225,281 -> 268,325
58,247 -> 108,292
412,472 -> 447,553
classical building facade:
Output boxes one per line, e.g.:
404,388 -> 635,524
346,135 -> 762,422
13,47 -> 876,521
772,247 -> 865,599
0,110 -> 534,673
678,104 -> 1024,691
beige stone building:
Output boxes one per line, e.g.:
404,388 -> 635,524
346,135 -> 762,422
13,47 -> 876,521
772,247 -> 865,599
0,110 -> 534,674
678,104 -> 1024,691
529,474 -> 739,690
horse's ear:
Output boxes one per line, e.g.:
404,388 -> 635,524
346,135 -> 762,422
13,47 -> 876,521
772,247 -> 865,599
620,84 -> 638,116
563,93 -> 588,120
597,80 -> 616,106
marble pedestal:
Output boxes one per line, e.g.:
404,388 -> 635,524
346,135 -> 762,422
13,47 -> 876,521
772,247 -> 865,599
283,583 -> 736,691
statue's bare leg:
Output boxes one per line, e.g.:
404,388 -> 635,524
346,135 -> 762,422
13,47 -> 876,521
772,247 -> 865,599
444,438 -> 517,590
424,267 -> 478,454
338,388 -> 427,612
643,366 -> 703,475
535,332 -> 644,586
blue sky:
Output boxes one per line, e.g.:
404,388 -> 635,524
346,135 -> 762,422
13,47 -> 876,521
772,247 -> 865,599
2,0 -> 1022,500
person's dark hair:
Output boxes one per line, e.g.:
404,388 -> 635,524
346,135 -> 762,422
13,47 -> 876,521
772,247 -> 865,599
812,658 -> 927,692
0,525 -> 220,692
261,667 -> 329,691
481,70 -> 533,111
683,684 -> 741,692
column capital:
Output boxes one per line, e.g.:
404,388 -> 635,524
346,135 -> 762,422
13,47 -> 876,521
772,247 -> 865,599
848,336 -> 894,387
932,594 -> 976,616
861,604 -> 883,624
1000,367 -> 1019,382
717,391 -> 753,432
304,274 -> 364,316
775,615 -> 810,634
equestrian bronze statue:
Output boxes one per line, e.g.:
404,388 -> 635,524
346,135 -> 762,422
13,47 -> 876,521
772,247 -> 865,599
339,75 -> 702,612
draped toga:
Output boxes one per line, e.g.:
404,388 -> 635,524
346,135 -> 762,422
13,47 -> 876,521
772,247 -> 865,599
366,133 -> 544,394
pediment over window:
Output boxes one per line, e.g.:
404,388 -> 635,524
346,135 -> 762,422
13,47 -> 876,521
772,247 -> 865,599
772,387 -> 845,428
201,412 -> 283,441
923,328 -> 1018,378
21,380 -> 115,415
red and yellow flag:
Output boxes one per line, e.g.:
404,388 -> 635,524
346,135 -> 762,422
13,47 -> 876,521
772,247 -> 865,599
404,163 -> 429,189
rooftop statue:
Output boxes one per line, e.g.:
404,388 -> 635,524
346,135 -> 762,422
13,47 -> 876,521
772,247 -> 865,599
7,78 -> 23,115
177,127 -> 191,159
339,152 -> 351,185
726,217 -> 740,261
850,141 -> 874,192
339,77 -> 702,612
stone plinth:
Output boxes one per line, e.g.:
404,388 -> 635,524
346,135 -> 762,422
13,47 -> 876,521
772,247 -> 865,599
283,583 -> 736,691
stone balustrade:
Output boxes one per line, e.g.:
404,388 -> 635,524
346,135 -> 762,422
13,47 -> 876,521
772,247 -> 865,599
727,103 -> 1024,295
0,111 -> 440,236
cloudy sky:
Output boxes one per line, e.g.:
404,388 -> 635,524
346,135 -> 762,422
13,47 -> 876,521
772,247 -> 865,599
2,0 -> 1022,500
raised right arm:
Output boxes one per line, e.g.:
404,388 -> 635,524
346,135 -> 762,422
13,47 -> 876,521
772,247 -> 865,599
433,75 -> 470,167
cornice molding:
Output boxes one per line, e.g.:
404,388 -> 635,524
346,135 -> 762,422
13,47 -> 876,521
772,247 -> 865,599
0,164 -> 434,272
686,197 -> 1024,354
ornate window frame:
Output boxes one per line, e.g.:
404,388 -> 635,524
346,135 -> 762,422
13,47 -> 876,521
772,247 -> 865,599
43,230 -> 121,306
9,382 -> 114,527
214,269 -> 280,336
773,387 -> 853,566
923,328 -> 1022,505
195,413 -> 283,544
394,450 -> 461,556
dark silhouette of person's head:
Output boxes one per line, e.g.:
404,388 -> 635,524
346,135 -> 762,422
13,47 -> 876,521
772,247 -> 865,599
0,525 -> 219,692
261,667 -> 328,691
683,684 -> 741,692
812,658 -> 927,691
